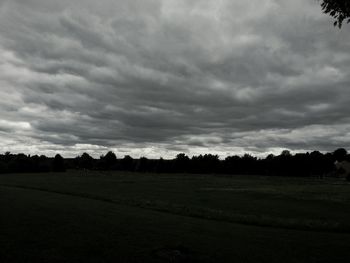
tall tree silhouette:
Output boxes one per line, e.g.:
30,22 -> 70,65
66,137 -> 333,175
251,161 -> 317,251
77,153 -> 94,169
100,151 -> 117,170
52,154 -> 66,172
333,148 -> 347,161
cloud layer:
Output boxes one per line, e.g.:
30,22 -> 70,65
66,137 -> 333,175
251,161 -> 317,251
0,0 -> 350,158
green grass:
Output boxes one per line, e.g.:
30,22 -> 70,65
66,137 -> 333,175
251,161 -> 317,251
1,171 -> 350,262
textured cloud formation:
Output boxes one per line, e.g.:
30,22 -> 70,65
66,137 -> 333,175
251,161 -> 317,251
0,0 -> 350,158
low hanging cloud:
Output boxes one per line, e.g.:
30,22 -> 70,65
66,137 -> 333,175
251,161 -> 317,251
0,0 -> 350,158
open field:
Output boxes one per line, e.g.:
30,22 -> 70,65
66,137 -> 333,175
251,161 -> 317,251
1,171 -> 350,262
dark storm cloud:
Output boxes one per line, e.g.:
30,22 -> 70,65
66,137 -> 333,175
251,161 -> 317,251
0,0 -> 350,158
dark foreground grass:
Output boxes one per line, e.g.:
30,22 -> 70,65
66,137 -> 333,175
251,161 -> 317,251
1,171 -> 350,262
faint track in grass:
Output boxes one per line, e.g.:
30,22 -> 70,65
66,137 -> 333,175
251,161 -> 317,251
1,183 -> 348,234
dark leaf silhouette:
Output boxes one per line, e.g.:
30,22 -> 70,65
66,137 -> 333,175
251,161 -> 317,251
319,0 -> 350,28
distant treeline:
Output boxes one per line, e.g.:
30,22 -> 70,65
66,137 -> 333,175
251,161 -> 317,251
0,148 -> 349,177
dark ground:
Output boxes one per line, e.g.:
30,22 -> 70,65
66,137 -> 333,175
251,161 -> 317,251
1,171 -> 350,262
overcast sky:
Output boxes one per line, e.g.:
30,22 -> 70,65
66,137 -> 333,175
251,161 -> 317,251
0,0 -> 349,158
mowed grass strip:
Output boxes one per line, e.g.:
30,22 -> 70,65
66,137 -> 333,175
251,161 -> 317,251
0,183 -> 346,233
1,172 -> 350,232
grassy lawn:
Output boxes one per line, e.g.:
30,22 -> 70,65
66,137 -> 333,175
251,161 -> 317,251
1,171 -> 350,262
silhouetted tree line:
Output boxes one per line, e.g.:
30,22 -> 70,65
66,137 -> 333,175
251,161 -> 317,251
0,148 -> 349,177
0,152 -> 65,173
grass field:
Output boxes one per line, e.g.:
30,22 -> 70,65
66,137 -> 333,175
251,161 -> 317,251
1,171 -> 350,262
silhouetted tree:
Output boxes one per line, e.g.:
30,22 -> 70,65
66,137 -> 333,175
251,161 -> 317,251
319,0 -> 350,27
191,154 -> 220,174
120,155 -> 135,171
174,153 -> 190,173
281,150 -> 292,157
333,148 -> 347,161
224,155 -> 241,174
77,152 -> 94,170
100,151 -> 117,170
52,154 -> 66,172
10,153 -> 32,172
